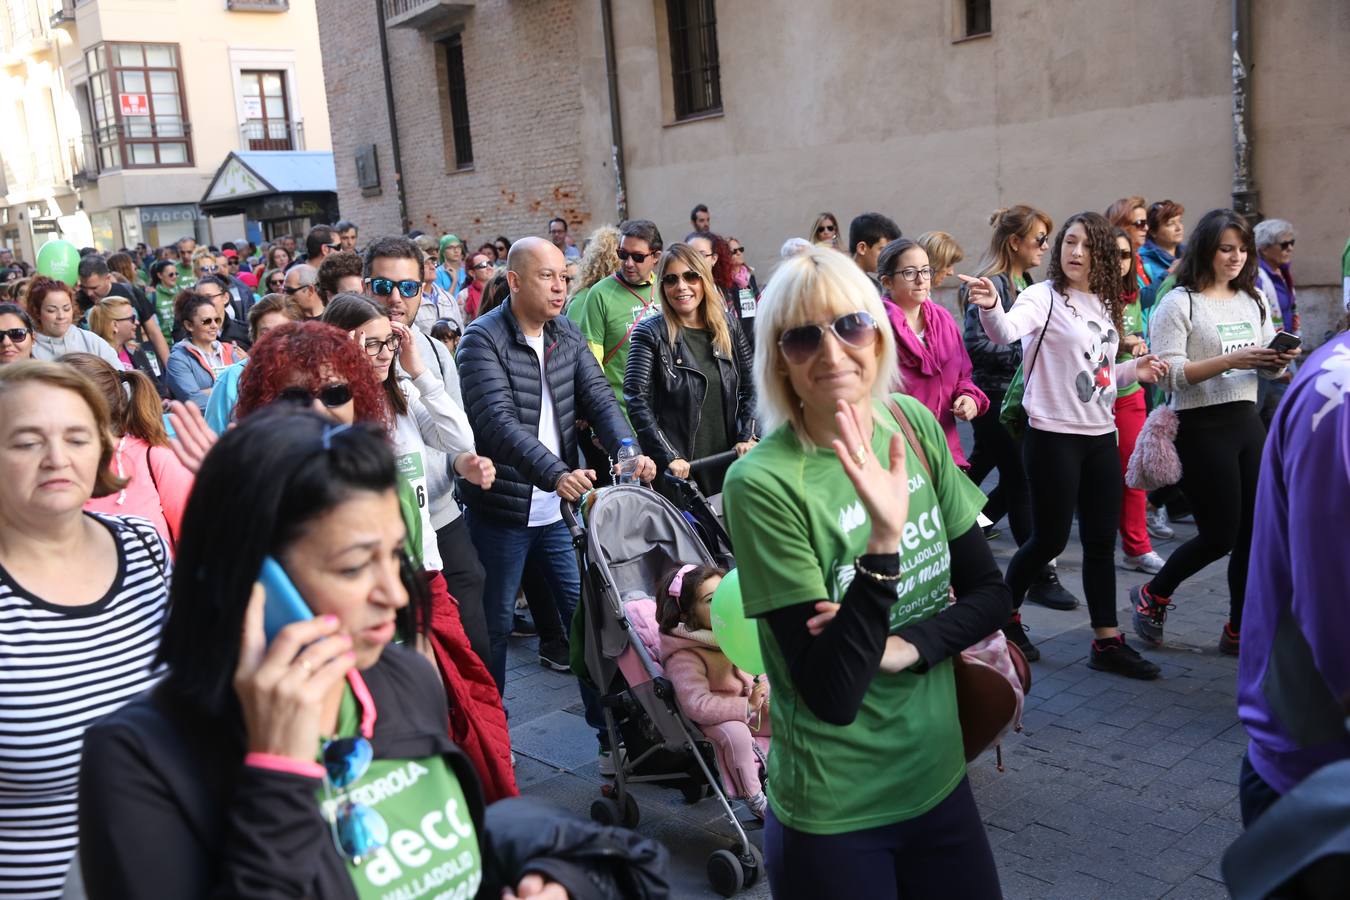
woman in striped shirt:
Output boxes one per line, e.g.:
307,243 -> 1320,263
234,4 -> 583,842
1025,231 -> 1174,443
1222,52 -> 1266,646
0,360 -> 169,898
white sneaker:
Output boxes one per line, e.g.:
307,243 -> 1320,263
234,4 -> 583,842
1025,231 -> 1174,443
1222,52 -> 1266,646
1146,510 -> 1175,541
1122,551 -> 1166,575
597,746 -> 626,777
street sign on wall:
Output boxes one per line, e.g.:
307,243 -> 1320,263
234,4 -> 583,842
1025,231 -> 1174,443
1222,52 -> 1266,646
119,94 -> 149,116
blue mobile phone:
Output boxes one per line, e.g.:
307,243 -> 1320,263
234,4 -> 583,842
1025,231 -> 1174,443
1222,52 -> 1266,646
260,556 -> 313,642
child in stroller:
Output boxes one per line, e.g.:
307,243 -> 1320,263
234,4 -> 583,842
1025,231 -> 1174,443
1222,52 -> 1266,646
657,563 -> 772,819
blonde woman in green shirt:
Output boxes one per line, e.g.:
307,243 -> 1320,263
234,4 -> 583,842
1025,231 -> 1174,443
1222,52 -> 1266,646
722,247 -> 1010,899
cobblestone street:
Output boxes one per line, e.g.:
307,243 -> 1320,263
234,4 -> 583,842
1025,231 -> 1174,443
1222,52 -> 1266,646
508,507 -> 1244,899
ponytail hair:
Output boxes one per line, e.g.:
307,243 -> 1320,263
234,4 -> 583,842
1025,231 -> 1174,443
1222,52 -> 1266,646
656,563 -> 727,634
57,352 -> 168,446
977,205 -> 1054,280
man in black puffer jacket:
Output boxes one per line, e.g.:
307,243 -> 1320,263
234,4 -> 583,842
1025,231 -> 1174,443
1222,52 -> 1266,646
457,237 -> 656,699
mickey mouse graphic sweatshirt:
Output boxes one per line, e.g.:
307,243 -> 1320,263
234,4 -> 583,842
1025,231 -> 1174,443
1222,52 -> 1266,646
979,280 -> 1141,436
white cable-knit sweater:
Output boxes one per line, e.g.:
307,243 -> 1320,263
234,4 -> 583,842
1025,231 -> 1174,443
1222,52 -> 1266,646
979,281 -> 1140,436
1148,286 -> 1281,412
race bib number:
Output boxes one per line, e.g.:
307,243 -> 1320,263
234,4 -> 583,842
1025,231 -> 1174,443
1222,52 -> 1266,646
397,452 -> 428,509
1217,321 -> 1257,378
738,288 -> 757,319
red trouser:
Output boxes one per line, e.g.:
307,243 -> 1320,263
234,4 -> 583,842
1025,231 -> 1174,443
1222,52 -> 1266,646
1114,390 -> 1152,557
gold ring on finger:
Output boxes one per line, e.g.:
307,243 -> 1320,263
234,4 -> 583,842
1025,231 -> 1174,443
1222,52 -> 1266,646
852,446 -> 867,467
299,659 -> 314,675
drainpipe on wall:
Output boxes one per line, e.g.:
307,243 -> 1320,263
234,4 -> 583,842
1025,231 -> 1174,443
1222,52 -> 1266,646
376,0 -> 410,233
1230,0 -> 1260,221
600,0 -> 628,222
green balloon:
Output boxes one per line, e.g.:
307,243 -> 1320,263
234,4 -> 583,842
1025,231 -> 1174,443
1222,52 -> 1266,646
36,240 -> 80,286
710,568 -> 765,676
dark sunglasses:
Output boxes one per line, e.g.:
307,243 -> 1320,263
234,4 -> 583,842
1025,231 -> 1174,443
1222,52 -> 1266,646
366,277 -> 421,299
617,249 -> 653,264
662,270 -> 701,287
1278,240 -> 1295,250
1119,249 -> 1134,260
283,283 -> 314,296
816,224 -> 837,234
321,736 -> 387,865
0,327 -> 30,344
1033,234 -> 1049,248
113,314 -> 138,324
1131,219 -> 1147,229
730,246 -> 745,255
278,383 -> 353,408
469,262 -> 492,270
778,311 -> 879,365
195,316 -> 222,326
199,264 -> 221,274
267,278 -> 285,288
326,242 -> 342,252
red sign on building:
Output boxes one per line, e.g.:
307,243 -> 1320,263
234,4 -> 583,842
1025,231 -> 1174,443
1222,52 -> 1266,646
119,93 -> 149,116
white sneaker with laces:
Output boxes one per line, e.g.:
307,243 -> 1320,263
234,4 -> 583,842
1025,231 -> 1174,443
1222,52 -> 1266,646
1122,550 -> 1166,574
1146,510 -> 1175,541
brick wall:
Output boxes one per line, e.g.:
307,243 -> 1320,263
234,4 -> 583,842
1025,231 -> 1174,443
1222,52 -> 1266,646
316,0 -> 596,250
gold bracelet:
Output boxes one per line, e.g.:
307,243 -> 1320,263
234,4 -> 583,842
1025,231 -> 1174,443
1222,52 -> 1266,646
854,555 -> 903,583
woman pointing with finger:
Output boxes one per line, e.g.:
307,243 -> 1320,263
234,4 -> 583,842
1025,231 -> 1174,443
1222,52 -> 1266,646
722,248 -> 1010,899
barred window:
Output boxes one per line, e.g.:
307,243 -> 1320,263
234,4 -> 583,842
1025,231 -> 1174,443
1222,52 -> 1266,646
441,34 -> 473,169
965,0 -> 991,36
667,0 -> 722,120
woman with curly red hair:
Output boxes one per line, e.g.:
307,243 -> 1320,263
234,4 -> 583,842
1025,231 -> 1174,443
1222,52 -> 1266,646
965,211 -> 1169,678
235,319 -> 389,428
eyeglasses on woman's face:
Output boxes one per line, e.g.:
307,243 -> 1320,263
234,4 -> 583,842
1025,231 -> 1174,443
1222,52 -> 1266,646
362,334 -> 401,357
888,266 -> 934,284
778,311 -> 879,365
729,245 -> 744,256
0,328 -> 30,345
816,223 -> 837,236
267,279 -> 285,290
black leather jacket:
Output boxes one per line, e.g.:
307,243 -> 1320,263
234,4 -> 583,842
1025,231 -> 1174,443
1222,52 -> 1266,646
456,298 -> 633,525
961,272 -> 1023,396
622,313 -> 756,470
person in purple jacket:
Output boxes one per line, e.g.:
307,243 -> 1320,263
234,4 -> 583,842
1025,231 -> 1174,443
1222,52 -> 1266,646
877,238 -> 987,469
1237,328 -> 1350,825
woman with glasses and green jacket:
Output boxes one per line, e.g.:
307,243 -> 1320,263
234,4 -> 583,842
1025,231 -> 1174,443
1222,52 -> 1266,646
77,410 -> 668,899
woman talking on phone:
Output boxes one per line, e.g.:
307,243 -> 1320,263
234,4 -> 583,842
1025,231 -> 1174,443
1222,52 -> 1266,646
77,411 -> 668,899
1130,209 -> 1299,656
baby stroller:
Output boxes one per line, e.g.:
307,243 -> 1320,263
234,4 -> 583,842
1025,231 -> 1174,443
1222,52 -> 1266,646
562,480 -> 764,897
660,449 -> 737,568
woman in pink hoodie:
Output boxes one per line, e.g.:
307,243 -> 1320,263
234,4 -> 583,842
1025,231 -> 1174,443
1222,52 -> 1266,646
657,564 -> 771,818
68,353 -> 193,551
877,238 -> 987,468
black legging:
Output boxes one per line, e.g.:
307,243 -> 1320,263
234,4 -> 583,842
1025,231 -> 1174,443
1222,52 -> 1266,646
1007,427 -> 1122,630
965,394 -> 1031,544
1145,401 -> 1264,628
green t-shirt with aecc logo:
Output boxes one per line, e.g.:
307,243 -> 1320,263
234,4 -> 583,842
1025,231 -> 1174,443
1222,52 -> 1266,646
566,274 -> 659,415
317,689 -> 483,900
722,394 -> 987,835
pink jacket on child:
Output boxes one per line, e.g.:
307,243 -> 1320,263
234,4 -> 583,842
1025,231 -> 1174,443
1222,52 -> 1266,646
659,626 -> 766,727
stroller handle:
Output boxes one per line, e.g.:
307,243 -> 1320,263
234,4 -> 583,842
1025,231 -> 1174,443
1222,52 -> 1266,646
674,448 -> 740,479
560,499 -> 585,542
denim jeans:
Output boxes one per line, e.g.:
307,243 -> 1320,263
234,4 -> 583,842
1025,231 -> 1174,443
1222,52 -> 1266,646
464,509 -> 604,740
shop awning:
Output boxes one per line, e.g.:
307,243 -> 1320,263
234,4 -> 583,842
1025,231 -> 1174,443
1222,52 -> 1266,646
199,151 -> 336,215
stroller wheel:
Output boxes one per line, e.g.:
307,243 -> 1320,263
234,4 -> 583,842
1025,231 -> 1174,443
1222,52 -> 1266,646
742,843 -> 764,888
589,797 -> 622,826
707,848 -> 745,897
590,794 -> 641,829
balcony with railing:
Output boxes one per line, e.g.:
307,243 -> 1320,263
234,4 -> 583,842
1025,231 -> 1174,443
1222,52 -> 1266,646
383,0 -> 475,30
67,135 -> 97,187
239,118 -> 305,152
